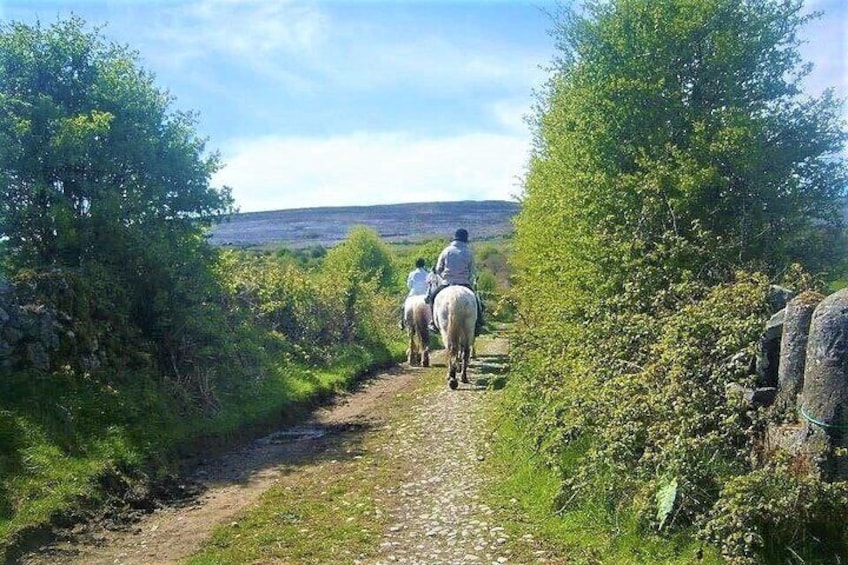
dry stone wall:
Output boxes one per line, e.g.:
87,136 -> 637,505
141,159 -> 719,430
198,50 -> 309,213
748,286 -> 848,480
0,277 -> 62,371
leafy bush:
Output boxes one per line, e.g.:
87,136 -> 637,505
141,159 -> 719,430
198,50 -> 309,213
704,460 -> 848,564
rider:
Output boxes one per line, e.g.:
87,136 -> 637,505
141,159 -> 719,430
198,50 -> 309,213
399,258 -> 429,330
426,228 -> 484,335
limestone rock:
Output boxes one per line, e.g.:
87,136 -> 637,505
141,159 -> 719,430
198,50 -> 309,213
774,292 -> 823,416
799,288 -> 848,476
767,285 -> 795,313
756,309 -> 785,387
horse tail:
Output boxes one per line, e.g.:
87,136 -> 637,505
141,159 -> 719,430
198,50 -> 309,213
443,289 -> 476,354
412,299 -> 430,349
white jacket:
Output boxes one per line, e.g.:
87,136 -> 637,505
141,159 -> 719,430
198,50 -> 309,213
406,267 -> 429,296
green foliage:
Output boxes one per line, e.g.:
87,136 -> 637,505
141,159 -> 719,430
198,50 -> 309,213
518,0 -> 846,315
703,460 -> 848,564
511,0 -> 848,562
216,250 -> 348,364
0,16 -> 235,383
486,383 -> 722,564
322,227 -> 399,344
0,17 -> 233,270
323,226 -> 397,292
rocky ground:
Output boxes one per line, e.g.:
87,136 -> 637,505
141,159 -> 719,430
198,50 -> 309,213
21,331 -> 560,564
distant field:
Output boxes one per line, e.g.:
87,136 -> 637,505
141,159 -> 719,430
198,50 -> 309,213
208,200 -> 520,249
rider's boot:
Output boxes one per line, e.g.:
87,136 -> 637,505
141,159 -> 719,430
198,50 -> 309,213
428,304 -> 437,333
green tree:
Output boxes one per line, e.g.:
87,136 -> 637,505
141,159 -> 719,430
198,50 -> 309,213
323,226 -> 397,292
517,0 -> 846,313
0,17 -> 233,355
322,226 -> 397,342
0,16 -> 236,388
0,17 -> 232,271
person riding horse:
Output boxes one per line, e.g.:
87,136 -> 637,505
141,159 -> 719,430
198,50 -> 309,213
399,258 -> 429,330
426,228 -> 484,335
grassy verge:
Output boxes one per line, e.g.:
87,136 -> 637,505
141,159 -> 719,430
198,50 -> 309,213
0,340 -> 405,560
482,382 -> 724,564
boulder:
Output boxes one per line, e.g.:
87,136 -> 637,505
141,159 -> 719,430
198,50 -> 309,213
755,309 -> 784,387
799,288 -> 848,477
774,292 -> 824,416
726,383 -> 777,408
767,285 -> 796,313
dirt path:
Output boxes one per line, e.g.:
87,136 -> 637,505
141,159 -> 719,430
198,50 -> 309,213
22,332 -> 554,564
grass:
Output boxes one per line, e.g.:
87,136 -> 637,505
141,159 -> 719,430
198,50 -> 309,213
481,382 -> 724,565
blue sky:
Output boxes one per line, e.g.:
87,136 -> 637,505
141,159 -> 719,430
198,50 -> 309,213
1,0 -> 845,212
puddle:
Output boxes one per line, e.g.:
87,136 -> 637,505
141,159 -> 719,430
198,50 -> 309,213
256,426 -> 327,445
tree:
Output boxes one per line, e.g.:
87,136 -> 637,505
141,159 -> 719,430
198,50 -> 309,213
517,0 -> 847,314
322,226 -> 397,342
323,226 -> 397,292
0,17 -> 233,272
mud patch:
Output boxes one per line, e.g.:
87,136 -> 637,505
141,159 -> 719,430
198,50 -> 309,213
255,426 -> 328,445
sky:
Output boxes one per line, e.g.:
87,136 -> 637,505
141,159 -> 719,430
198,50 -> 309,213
1,0 -> 846,213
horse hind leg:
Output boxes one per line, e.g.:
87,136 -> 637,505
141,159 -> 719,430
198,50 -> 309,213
447,344 -> 458,388
417,319 -> 430,367
460,345 -> 470,383
407,332 -> 415,366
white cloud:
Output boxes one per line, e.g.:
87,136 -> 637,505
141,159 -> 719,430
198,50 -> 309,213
137,0 -> 329,89
213,131 -> 530,211
131,0 -> 544,96
488,99 -> 534,135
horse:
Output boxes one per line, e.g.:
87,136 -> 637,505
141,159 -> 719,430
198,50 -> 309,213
404,294 -> 431,367
432,285 -> 478,389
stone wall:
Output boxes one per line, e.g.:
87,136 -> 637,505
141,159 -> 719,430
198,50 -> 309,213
744,286 -> 848,480
0,279 -> 62,371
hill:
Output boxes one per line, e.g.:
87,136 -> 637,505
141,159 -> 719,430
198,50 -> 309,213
208,200 -> 520,248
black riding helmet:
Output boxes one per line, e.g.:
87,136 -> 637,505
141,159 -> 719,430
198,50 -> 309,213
453,228 -> 468,243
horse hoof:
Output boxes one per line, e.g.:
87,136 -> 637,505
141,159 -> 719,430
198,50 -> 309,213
460,375 -> 469,384
449,379 -> 458,390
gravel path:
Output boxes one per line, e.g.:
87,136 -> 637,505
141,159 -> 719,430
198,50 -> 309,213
367,332 -> 552,565
373,348 -> 519,565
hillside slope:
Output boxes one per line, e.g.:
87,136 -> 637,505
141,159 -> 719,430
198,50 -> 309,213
208,200 -> 520,248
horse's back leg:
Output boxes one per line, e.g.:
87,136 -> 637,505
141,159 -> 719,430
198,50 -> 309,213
421,330 -> 430,367
460,344 -> 470,383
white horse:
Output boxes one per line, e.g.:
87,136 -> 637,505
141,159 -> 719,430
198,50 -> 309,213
404,294 -> 431,367
433,285 -> 477,389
